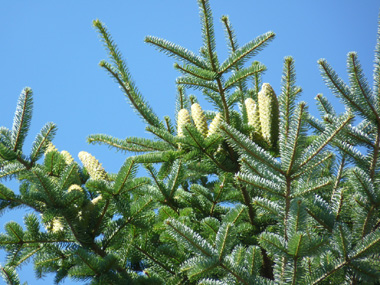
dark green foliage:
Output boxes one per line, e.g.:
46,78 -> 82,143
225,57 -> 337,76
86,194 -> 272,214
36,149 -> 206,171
1,0 -> 380,284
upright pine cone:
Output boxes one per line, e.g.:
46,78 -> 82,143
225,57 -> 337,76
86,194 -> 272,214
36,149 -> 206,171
78,151 -> 108,181
91,195 -> 103,205
61,150 -> 74,165
68,184 -> 83,192
44,142 -> 58,155
207,113 -> 223,137
51,218 -> 64,233
258,83 -> 279,148
245,98 -> 262,136
43,217 -> 64,233
177,109 -> 191,137
191,103 -> 208,137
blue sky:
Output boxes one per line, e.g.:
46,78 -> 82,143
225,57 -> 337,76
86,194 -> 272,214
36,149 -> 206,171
0,1 -> 379,283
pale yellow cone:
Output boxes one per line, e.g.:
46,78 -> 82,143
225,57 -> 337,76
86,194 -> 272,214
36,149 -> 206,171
42,216 -> 64,233
191,103 -> 208,137
61,150 -> 74,165
177,109 -> 191,137
207,113 -> 223,137
44,142 -> 58,155
68,184 -> 83,192
258,83 -> 279,147
91,195 -> 103,205
245,98 -> 262,136
51,218 -> 64,233
78,151 -> 108,181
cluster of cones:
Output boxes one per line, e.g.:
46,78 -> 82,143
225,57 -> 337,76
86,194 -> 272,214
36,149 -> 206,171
42,144 -> 106,233
177,83 -> 279,149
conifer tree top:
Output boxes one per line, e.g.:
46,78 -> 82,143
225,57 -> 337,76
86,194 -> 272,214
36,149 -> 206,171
0,1 -> 380,284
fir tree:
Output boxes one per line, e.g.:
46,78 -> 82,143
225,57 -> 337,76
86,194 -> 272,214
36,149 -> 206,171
1,0 -> 380,284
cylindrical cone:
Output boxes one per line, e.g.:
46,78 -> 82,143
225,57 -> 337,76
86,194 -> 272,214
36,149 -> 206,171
245,98 -> 262,136
61,150 -> 74,165
44,142 -> 58,155
208,113 -> 223,137
258,83 -> 279,147
78,151 -> 108,181
191,103 -> 208,137
177,109 -> 191,137
68,184 -> 83,192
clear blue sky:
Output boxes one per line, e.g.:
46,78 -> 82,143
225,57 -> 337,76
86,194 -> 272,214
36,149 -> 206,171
0,1 -> 379,284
